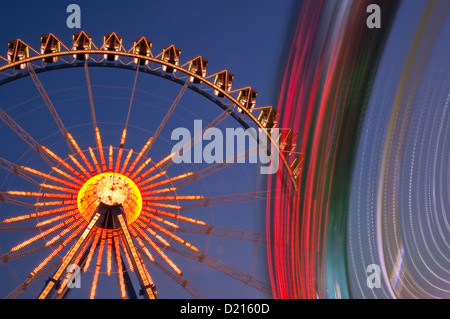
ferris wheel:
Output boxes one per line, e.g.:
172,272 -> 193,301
0,32 -> 301,299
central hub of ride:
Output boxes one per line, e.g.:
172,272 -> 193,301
77,172 -> 142,226
94,174 -> 131,206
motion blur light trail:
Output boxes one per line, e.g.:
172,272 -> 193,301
348,0 -> 450,298
266,0 -> 450,298
266,0 -> 400,298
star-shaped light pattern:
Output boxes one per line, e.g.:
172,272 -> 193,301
2,126 -> 205,298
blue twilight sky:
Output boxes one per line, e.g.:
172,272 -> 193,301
0,0 -> 296,298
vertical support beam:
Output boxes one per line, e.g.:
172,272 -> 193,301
113,246 -> 138,299
38,213 -> 100,299
117,214 -> 156,299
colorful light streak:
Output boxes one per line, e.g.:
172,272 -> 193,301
266,0 -> 400,299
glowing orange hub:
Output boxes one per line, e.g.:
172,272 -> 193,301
4,124 -> 208,298
77,172 -> 142,225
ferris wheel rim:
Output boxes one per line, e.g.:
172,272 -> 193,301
0,42 -> 298,190
0,61 -> 252,131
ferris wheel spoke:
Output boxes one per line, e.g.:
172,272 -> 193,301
0,211 -> 78,231
166,148 -> 256,192
84,61 -> 107,172
130,224 -> 181,275
0,220 -> 83,280
129,157 -> 152,180
50,167 -> 83,187
0,157 -> 41,188
154,242 -> 271,296
176,162 -> 232,188
138,171 -> 192,191
2,205 -> 77,224
127,151 -> 174,186
1,208 -> 78,232
125,66 -> 139,130
113,67 -> 140,174
130,152 -> 174,182
5,258 -> 60,299
135,171 -> 166,190
119,148 -> 133,175
69,154 -> 91,180
20,166 -> 79,189
143,195 -> 203,202
41,146 -> 85,183
1,242 -> 47,266
115,129 -> 127,173
30,222 -> 86,280
150,257 -> 205,299
84,60 -> 97,129
140,210 -> 178,228
111,146 -> 118,172
94,127 -> 107,172
39,183 -> 78,194
142,187 -> 176,196
125,137 -> 153,175
143,80 -> 189,158
143,207 -> 206,226
139,215 -> 199,252
67,133 -> 96,175
133,221 -> 170,248
9,216 -> 79,253
34,199 -> 77,207
0,194 -> 35,209
162,104 -> 236,173
0,109 -> 53,167
36,210 -> 79,227
5,190 -> 76,200
176,225 -> 266,244
0,70 -> 14,77
44,218 -> 83,247
88,147 -> 102,174
166,190 -> 272,215
0,225 -> 52,232
27,64 -> 75,154
129,228 -> 155,262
